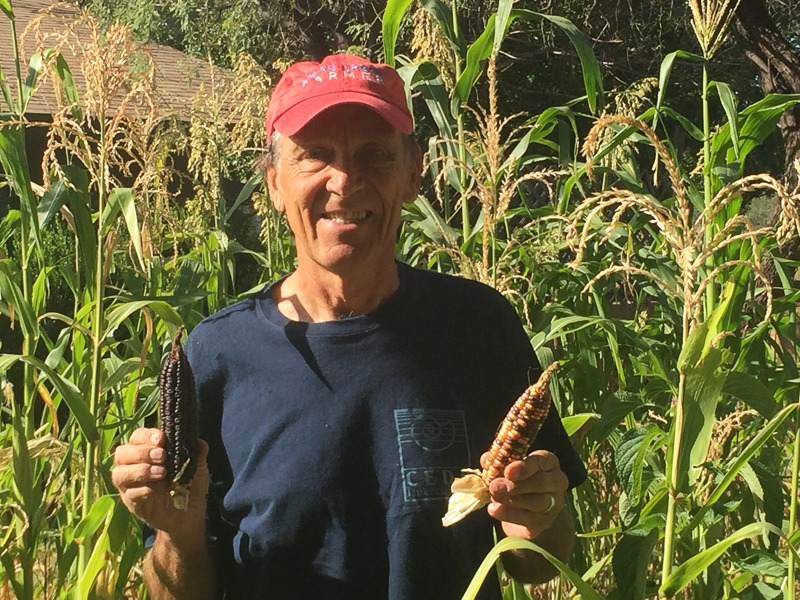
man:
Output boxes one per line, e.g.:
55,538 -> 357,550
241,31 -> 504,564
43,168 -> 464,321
112,53 -> 586,599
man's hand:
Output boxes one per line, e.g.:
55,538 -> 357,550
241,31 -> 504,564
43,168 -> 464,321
481,449 -> 574,584
112,427 -> 209,541
482,449 -> 569,541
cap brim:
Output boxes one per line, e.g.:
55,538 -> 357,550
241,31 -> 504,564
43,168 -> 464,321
272,92 -> 413,136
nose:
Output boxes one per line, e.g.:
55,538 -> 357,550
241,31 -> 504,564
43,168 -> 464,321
326,157 -> 363,197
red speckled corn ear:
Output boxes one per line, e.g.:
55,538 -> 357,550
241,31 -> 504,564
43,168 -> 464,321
441,361 -> 558,527
158,326 -> 198,510
480,361 -> 558,483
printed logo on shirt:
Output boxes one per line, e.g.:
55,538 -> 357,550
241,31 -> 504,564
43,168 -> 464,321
393,409 -> 471,503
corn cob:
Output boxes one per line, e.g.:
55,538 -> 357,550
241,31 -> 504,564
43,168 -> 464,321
441,362 -> 558,527
158,326 -> 198,510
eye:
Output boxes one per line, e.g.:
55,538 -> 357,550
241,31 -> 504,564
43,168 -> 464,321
357,144 -> 394,167
301,147 -> 333,164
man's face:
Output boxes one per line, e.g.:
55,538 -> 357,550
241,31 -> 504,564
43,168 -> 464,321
267,104 -> 421,276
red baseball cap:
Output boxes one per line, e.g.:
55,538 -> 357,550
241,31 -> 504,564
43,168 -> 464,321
264,54 -> 414,138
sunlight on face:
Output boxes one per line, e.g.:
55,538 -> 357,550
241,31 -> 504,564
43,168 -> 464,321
267,104 -> 421,277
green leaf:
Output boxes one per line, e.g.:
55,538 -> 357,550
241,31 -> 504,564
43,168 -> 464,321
453,14 -> 497,105
512,10 -> 604,114
20,52 -> 43,113
612,528 -> 659,600
0,260 -> 39,339
722,371 -> 776,418
0,64 -> 14,111
0,0 -> 13,20
398,61 -> 454,138
113,188 -> 145,271
710,93 -> 800,173
681,403 -> 800,542
459,537 -> 606,600
561,412 -> 599,437
420,0 -> 466,57
73,495 -> 115,543
224,175 -> 260,224
678,346 -> 728,489
712,81 -> 739,160
60,165 -> 96,285
104,300 -> 182,339
36,179 -> 69,229
0,354 -> 99,441
660,522 -> 783,597
653,50 -> 704,131
677,281 -> 734,371
0,209 -> 21,247
52,52 -> 80,118
616,424 -> 665,518
381,0 -> 414,66
493,0 -> 514,51
0,120 -> 42,255
735,551 -> 787,578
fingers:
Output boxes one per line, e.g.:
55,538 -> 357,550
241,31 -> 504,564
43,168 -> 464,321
485,450 -> 569,538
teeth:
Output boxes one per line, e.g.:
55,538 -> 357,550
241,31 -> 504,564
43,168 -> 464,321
324,211 -> 367,223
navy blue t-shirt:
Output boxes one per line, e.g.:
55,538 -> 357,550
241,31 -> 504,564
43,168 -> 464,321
186,263 -> 586,599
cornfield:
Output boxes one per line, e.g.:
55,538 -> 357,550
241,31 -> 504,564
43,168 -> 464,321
1,0 -> 799,598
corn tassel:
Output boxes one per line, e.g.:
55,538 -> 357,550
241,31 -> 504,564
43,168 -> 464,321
441,362 -> 558,527
158,326 -> 199,510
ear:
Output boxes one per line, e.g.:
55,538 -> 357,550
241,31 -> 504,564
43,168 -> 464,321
266,164 -> 285,213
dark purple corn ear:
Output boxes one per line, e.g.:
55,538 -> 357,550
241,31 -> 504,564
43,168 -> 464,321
158,326 -> 198,509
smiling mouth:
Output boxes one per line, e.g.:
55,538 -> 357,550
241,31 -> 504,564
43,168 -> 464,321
322,210 -> 369,223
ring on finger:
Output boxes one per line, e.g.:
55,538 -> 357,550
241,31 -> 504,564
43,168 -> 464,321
543,494 -> 556,513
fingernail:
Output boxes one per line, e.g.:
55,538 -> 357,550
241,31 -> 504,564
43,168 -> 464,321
149,448 -> 165,462
150,465 -> 165,478
150,432 -> 160,444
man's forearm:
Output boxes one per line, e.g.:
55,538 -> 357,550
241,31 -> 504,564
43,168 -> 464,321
143,530 -> 218,600
501,507 -> 576,584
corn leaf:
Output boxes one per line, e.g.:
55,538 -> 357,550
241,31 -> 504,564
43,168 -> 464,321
20,52 -> 43,113
36,178 -> 69,229
0,260 -> 39,339
679,346 -> 728,489
0,64 -> 13,111
453,14 -> 498,105
711,81 -> 739,161
381,0 -> 414,66
77,524 -> 111,598
51,51 -> 80,118
0,120 -> 42,255
72,495 -> 115,544
660,522 -> 784,597
0,0 -> 12,19
419,0 -> 466,57
398,61 -> 454,139
104,300 -> 182,340
722,371 -> 776,419
653,50 -> 704,132
0,354 -> 99,440
561,412 -> 600,436
58,164 -> 96,284
710,93 -> 800,172
459,536 -> 606,600
512,10 -> 604,114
